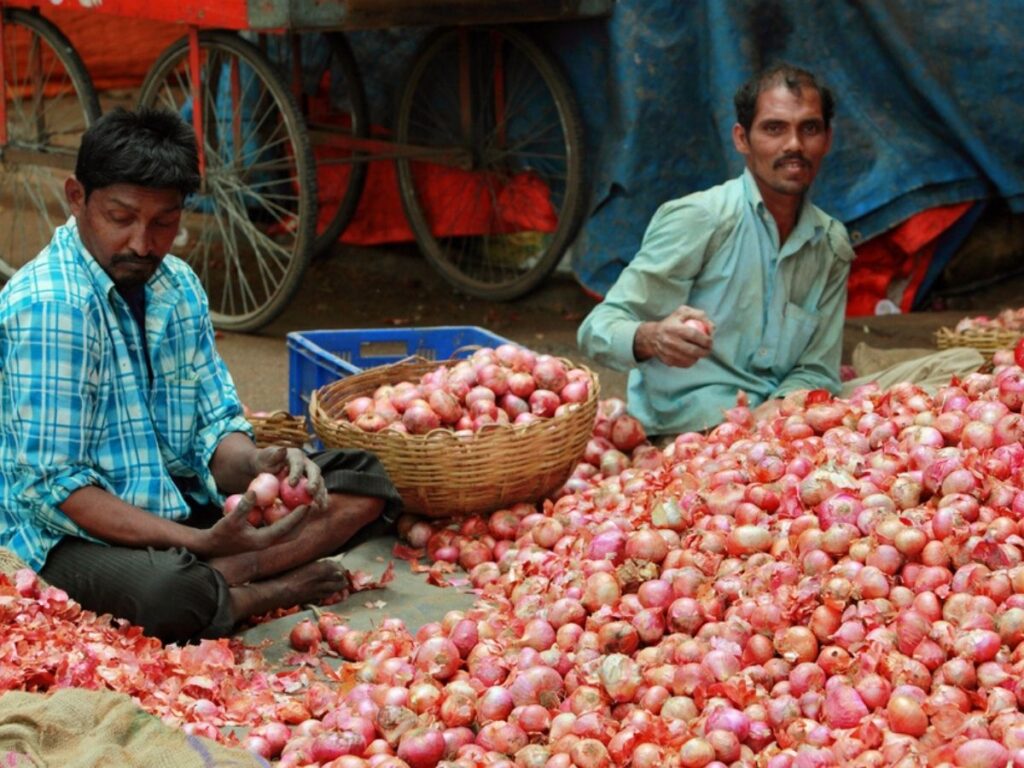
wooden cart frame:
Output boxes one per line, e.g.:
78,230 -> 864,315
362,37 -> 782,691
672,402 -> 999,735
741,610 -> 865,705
0,0 -> 611,331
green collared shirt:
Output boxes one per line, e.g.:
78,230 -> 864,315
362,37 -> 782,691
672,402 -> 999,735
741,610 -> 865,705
578,170 -> 855,434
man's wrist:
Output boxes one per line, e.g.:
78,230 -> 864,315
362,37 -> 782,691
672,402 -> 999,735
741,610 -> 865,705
633,322 -> 657,362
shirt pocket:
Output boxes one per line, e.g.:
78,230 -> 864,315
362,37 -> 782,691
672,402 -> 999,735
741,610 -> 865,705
149,372 -> 200,456
772,302 -> 820,377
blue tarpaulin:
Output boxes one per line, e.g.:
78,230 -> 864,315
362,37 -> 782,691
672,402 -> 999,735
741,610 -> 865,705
339,1 -> 1024,296
545,0 -> 1024,296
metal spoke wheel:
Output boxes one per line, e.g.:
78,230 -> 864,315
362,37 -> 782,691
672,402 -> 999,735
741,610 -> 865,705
138,31 -> 316,332
308,33 -> 369,256
0,9 -> 100,280
396,26 -> 586,301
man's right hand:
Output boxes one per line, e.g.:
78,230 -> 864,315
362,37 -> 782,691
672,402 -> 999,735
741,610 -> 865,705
193,491 -> 309,559
634,305 -> 715,367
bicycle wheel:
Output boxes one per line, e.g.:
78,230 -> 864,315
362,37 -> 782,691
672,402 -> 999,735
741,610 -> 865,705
396,26 -> 586,301
0,9 -> 100,280
308,33 -> 369,256
138,31 -> 316,332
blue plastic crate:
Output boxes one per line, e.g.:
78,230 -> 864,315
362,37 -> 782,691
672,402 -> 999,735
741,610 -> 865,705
287,326 -> 514,417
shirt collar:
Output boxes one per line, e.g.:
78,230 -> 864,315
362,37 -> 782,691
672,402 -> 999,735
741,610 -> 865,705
741,168 -> 825,252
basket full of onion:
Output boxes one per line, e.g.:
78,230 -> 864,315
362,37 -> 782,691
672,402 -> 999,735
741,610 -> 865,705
936,310 -> 1024,360
309,344 -> 599,517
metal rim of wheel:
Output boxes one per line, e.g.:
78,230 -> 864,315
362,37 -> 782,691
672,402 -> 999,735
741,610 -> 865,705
395,26 -> 586,301
0,9 -> 101,280
309,32 -> 369,257
138,31 -> 316,333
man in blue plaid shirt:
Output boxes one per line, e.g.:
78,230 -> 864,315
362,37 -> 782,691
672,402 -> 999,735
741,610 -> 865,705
0,108 -> 400,643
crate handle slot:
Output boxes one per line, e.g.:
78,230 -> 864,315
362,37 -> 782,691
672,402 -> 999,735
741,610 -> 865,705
360,340 -> 413,359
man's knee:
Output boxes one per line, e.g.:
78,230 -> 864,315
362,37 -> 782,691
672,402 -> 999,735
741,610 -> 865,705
127,554 -> 229,643
326,493 -> 385,529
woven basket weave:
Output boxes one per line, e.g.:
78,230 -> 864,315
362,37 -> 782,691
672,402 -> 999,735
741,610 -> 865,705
935,326 -> 1023,359
310,357 -> 599,517
0,547 -> 47,586
247,410 -> 308,449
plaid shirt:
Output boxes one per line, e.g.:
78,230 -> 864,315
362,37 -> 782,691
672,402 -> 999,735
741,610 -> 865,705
0,218 -> 253,571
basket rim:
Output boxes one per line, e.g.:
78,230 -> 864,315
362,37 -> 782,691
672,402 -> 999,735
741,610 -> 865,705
246,409 -> 306,422
935,326 -> 1024,340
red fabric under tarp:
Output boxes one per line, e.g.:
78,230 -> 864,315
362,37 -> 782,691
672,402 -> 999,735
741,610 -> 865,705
316,138 -> 558,246
845,202 -> 973,317
308,81 -> 558,246
33,8 -> 180,90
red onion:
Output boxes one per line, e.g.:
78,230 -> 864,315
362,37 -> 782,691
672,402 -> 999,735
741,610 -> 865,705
954,739 -> 1010,768
476,721 -> 528,755
289,619 -> 322,652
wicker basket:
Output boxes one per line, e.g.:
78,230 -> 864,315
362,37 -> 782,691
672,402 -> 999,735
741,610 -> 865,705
935,326 -> 1023,359
247,410 -> 309,449
309,357 -> 600,517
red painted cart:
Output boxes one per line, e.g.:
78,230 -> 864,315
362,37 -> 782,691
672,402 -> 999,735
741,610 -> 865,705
0,0 -> 611,331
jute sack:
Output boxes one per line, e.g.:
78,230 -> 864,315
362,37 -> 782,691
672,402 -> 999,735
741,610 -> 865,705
0,688 -> 267,768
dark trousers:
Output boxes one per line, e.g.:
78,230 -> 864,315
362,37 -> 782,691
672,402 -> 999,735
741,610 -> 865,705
39,449 -> 401,645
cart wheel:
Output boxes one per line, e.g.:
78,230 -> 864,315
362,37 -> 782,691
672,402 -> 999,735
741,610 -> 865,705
396,26 -> 586,301
309,33 -> 369,257
138,31 -> 316,333
0,9 -> 100,280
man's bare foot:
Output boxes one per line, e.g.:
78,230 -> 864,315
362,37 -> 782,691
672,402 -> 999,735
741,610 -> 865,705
227,559 -> 350,623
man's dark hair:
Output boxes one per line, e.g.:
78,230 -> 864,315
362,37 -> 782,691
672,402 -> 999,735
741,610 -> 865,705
734,63 -> 835,134
75,107 -> 200,199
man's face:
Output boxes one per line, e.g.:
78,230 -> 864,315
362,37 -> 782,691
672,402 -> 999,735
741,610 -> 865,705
732,84 -> 832,200
65,179 -> 183,289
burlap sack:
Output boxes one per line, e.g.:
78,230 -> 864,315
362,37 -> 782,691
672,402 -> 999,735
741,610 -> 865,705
0,688 -> 267,768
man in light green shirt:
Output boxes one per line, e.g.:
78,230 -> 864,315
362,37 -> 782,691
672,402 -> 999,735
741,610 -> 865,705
579,63 -> 855,435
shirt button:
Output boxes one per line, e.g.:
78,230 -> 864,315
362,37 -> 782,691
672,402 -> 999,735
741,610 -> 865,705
758,348 -> 768,356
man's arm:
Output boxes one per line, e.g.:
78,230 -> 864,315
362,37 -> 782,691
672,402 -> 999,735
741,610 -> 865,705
634,310 -> 715,367
180,268 -> 261,495
60,485 -> 308,558
2,301 -> 118,541
577,199 -> 718,370
60,486 -> 206,551
209,433 -> 328,508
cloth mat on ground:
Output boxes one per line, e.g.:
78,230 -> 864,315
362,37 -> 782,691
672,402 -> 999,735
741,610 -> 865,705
841,344 -> 984,396
850,342 -> 936,376
0,688 -> 267,768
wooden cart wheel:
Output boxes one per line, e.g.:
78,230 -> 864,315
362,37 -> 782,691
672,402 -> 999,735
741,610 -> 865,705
308,33 -> 369,257
395,26 -> 586,301
138,31 -> 316,333
0,9 -> 101,280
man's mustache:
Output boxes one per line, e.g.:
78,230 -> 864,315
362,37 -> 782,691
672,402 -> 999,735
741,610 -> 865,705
111,253 -> 158,264
774,154 -> 810,169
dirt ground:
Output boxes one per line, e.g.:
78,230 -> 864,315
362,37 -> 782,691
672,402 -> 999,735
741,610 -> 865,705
216,241 -> 1024,413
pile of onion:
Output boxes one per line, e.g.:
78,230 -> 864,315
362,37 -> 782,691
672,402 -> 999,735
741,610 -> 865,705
339,345 -> 592,435
11,352 -> 1024,768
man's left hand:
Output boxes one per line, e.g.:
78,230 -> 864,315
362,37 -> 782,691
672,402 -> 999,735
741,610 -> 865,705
252,446 -> 328,509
